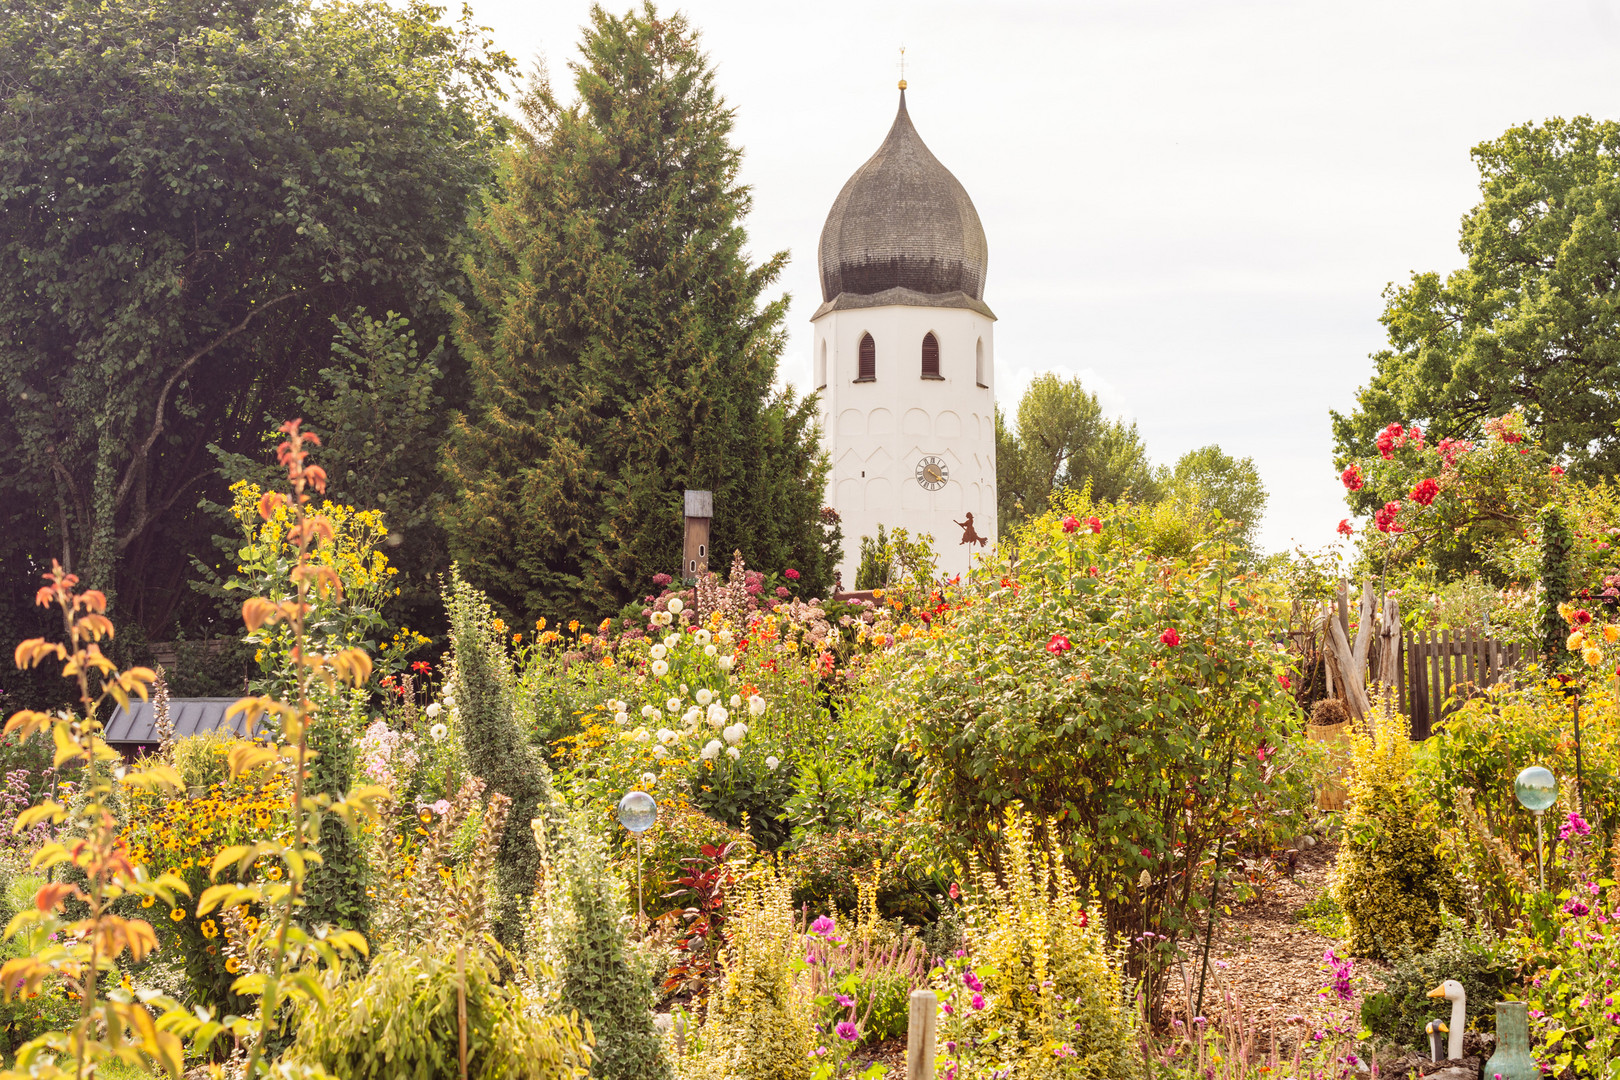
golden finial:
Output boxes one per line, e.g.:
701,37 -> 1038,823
898,46 -> 907,90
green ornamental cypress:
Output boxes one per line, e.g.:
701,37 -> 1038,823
537,813 -> 671,1080
1540,503 -> 1574,665
445,570 -> 560,947
441,3 -> 835,626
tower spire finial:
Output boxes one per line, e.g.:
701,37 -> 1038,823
898,45 -> 907,90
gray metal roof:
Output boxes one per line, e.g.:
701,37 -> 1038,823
818,90 -> 989,306
104,698 -> 257,747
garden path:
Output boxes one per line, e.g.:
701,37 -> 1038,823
1171,842 -> 1351,1034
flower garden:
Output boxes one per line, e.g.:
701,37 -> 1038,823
2,413 -> 1619,1080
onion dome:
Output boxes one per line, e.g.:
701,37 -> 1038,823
816,89 -> 991,317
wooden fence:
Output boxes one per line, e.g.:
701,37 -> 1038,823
1400,628 -> 1522,740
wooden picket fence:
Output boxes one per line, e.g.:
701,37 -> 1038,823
1399,627 -> 1523,740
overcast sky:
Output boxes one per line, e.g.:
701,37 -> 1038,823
466,0 -> 1620,554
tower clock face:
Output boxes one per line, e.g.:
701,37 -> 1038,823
915,455 -> 949,491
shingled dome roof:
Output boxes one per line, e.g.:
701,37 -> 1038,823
817,89 -> 989,311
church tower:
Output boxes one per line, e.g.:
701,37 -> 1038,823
814,85 -> 996,585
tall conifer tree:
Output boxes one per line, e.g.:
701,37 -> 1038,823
442,4 -> 834,624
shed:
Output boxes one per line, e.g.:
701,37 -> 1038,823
104,698 -> 260,759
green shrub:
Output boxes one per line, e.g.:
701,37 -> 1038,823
874,492 -> 1302,958
1333,701 -> 1457,959
446,569 -> 561,946
677,867 -> 812,1080
1359,914 -> 1511,1050
287,944 -> 590,1079
933,807 -> 1142,1080
171,728 -> 240,790
781,826 -> 936,924
532,811 -> 671,1080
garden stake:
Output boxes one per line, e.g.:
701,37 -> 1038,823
457,944 -> 469,1080
1573,695 -> 1584,811
1193,527 -> 1236,1022
1194,737 -> 1237,1021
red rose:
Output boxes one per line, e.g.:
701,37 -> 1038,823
1574,609 -> 1593,625
1278,673 -> 1291,690
1046,633 -> 1072,655
1340,465 -> 1364,491
1337,519 -> 1354,537
1087,566 -> 1098,577
1409,477 -> 1439,506
1159,628 -> 1180,647
785,568 -> 800,580
1061,515 -> 1080,533
1374,501 -> 1403,533
1551,465 -> 1565,477
1088,516 -> 1102,533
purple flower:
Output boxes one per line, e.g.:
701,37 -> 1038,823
835,1021 -> 859,1042
810,915 -> 836,938
1561,813 -> 1592,841
836,994 -> 855,1008
1564,897 -> 1592,917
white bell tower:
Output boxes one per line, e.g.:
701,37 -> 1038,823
814,85 -> 997,586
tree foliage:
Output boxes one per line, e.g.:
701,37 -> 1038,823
1333,117 -> 1620,479
0,0 -> 510,635
441,3 -> 833,627
996,374 -> 1159,528
1165,445 -> 1267,554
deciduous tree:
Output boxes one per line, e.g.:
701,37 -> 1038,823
1334,117 -> 1620,479
0,0 -> 510,636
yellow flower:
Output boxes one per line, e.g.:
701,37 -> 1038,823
536,617 -> 547,632
1559,601 -> 1576,622
1605,625 -> 1619,643
267,866 -> 283,880
170,908 -> 186,923
140,895 -> 154,908
599,618 -> 613,633
1568,631 -> 1586,651
569,619 -> 580,634
1584,646 -> 1603,667
200,919 -> 219,939
225,957 -> 241,974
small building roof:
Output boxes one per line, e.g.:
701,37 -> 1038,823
684,490 -> 713,518
104,698 -> 258,748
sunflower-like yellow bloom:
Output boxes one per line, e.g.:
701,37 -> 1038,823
1584,646 -> 1603,667
1569,631 -> 1586,651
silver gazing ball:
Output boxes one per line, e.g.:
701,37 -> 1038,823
1514,765 -> 1557,812
617,790 -> 658,833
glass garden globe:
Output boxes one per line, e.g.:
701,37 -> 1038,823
617,790 -> 658,833
1514,766 -> 1557,812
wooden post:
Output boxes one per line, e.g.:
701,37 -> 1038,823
906,989 -> 937,1080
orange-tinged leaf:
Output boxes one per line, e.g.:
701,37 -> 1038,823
4,709 -> 53,740
257,490 -> 285,521
241,597 -> 280,632
34,881 -> 82,912
13,801 -> 65,832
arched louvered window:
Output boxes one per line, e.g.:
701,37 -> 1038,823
816,340 -> 828,389
921,332 -> 941,378
856,333 -> 876,382
975,337 -> 988,388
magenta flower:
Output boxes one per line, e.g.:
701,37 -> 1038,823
785,568 -> 800,580
971,993 -> 985,1010
835,1021 -> 859,1042
810,915 -> 836,937
836,993 -> 854,1008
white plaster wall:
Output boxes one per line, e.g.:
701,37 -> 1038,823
814,304 -> 997,585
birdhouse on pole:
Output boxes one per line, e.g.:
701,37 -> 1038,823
683,490 -> 713,581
